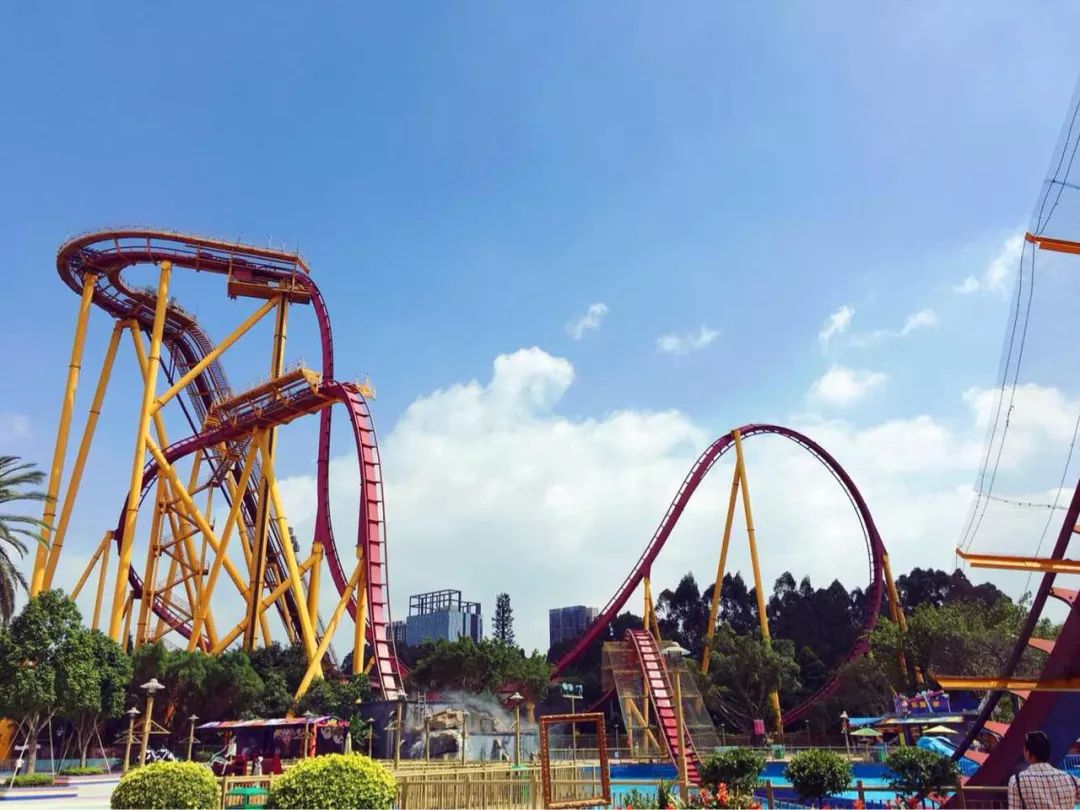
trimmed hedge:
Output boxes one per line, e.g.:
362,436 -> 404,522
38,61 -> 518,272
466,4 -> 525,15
785,749 -> 851,806
110,761 -> 218,809
267,753 -> 396,809
8,774 -> 55,788
699,748 -> 766,794
885,747 -> 960,800
59,765 -> 106,776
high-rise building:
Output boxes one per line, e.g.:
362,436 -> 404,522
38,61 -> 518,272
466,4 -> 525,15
391,619 -> 408,649
404,589 -> 483,647
549,605 -> 599,647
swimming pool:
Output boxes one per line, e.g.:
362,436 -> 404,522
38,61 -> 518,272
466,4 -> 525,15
606,761 -> 906,808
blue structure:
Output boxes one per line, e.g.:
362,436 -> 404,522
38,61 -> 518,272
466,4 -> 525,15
549,605 -> 598,647
404,589 -> 482,646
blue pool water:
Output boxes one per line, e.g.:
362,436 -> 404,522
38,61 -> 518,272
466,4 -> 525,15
607,761 -> 904,808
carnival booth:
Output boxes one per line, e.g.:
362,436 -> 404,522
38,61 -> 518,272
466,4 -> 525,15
196,716 -> 350,775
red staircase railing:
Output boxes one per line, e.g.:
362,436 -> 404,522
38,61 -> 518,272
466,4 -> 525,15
626,629 -> 701,784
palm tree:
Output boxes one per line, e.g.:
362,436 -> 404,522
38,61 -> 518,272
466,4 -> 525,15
0,456 -> 48,623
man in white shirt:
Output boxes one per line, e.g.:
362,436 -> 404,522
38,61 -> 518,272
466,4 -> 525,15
1008,731 -> 1080,809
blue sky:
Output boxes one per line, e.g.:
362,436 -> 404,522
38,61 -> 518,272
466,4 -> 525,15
2,3 -> 1079,651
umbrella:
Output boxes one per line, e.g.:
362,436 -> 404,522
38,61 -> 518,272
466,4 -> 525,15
922,725 -> 955,736
851,727 -> 882,737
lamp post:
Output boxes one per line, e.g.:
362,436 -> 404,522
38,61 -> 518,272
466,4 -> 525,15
663,642 -> 691,801
424,711 -> 431,762
719,721 -> 726,748
138,678 -> 164,767
186,714 -> 199,761
561,683 -> 582,763
394,695 -> 407,769
302,711 -> 316,759
366,717 -> 375,758
840,711 -> 852,759
508,692 -> 524,766
460,709 -> 470,765
122,707 -> 140,773
805,719 -> 811,747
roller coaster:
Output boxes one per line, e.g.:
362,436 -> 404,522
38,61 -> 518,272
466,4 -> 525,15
26,80 -> 1080,792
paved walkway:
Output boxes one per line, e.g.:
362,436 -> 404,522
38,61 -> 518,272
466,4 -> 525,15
1,781 -> 112,809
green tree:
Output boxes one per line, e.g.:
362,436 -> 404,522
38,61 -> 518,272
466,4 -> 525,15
699,747 -> 766,793
0,589 -> 85,772
295,674 -> 372,718
885,747 -> 960,802
871,596 -> 1028,689
785,749 -> 851,806
493,593 -> 514,644
60,629 -> 131,766
409,638 -> 551,701
698,626 -> 800,732
0,456 -> 48,623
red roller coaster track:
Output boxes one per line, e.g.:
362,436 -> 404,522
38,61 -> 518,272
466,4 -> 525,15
552,424 -> 888,728
55,230 -> 403,697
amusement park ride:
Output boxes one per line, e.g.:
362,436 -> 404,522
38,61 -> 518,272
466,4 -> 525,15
24,219 -> 1080,789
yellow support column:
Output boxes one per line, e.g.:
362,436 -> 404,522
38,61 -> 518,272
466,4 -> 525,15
258,431 -> 321,665
69,531 -> 112,601
135,479 -> 169,645
307,542 -> 323,628
295,561 -> 365,699
187,437 -> 260,650
32,272 -> 97,595
733,429 -> 783,733
109,263 -> 171,641
353,555 -> 368,676
43,319 -> 122,589
92,533 -> 112,631
244,296 -> 288,651
702,464 -> 741,674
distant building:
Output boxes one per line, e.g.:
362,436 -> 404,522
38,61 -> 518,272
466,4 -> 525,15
549,605 -> 599,647
391,620 -> 407,648
405,589 -> 483,647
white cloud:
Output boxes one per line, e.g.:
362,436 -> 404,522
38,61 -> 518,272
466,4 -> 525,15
818,305 -> 854,348
954,233 -> 1024,294
0,413 -> 32,442
899,308 -> 939,335
849,308 -> 939,347
655,326 -> 719,355
807,366 -> 888,407
565,303 -> 609,340
273,348 -> 1076,653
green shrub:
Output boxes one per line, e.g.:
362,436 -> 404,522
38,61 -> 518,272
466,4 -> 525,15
784,749 -> 851,806
59,765 -> 106,776
885,747 -> 960,800
9,773 -> 55,787
267,753 -> 396,809
110,761 -> 218,809
615,786 -> 658,808
700,748 -> 766,793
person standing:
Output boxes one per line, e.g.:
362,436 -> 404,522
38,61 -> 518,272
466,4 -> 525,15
1007,731 -> 1080,808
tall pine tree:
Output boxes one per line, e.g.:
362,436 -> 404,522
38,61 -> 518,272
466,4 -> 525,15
493,592 -> 515,644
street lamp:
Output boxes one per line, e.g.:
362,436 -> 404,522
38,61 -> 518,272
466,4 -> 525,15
805,719 -> 811,747
560,683 -> 583,762
138,679 -> 164,767
394,694 -> 407,769
366,717 -> 375,759
460,709 -> 470,765
508,692 -> 524,766
663,642 -> 691,801
302,711 -> 316,759
186,714 -> 199,761
122,707 -> 140,773
839,711 -> 852,758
